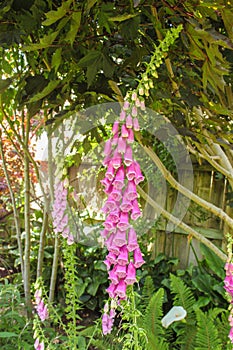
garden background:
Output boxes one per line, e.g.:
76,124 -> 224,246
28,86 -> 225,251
0,0 -> 233,349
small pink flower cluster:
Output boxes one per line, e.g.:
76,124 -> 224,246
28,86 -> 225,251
52,179 -> 74,245
34,289 -> 49,322
101,95 -> 146,333
34,338 -> 44,350
224,262 -> 233,343
102,300 -> 117,335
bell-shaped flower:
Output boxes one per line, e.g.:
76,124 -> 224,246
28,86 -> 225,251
115,279 -> 127,298
117,137 -> 127,154
123,100 -> 130,110
107,210 -> 120,224
131,199 -> 142,220
121,124 -> 129,138
110,188 -> 122,202
113,230 -> 127,247
125,262 -> 136,285
115,264 -> 127,279
104,233 -> 114,250
108,241 -> 120,255
103,218 -> 117,232
134,161 -> 144,184
106,283 -> 116,298
127,227 -> 139,252
225,263 -> 233,276
133,118 -> 140,131
100,177 -> 112,193
126,114 -> 133,129
112,132 -> 119,145
127,128 -> 134,144
120,110 -> 126,121
67,234 -> 74,245
105,163 -> 115,181
111,150 -> 122,169
133,248 -> 145,268
140,100 -> 145,110
36,300 -> 49,322
120,196 -> 133,213
112,121 -> 119,135
117,212 -> 130,231
117,245 -> 128,266
108,267 -> 119,285
104,139 -> 113,156
161,306 -> 187,328
34,338 -> 44,350
124,146 -> 133,167
34,289 -> 42,305
131,92 -> 137,101
106,251 -> 118,265
135,98 -> 141,107
125,181 -> 138,201
132,106 -> 137,117
113,166 -> 125,190
102,198 -> 118,213
103,259 -> 111,270
126,163 -> 136,181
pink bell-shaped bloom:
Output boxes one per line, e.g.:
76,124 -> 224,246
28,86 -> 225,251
104,139 -> 113,156
67,234 -> 74,245
127,128 -> 134,144
108,241 -> 120,255
105,183 -> 114,195
123,100 -> 130,110
131,92 -> 137,101
135,98 -> 141,107
103,259 -> 111,270
134,161 -> 144,184
104,233 -> 114,249
132,106 -> 137,117
103,154 -> 111,166
115,264 -> 127,279
121,124 -> 129,138
109,267 -> 119,285
111,150 -> 122,169
113,230 -> 127,247
103,218 -> 117,232
126,163 -> 136,181
100,177 -> 111,192
126,114 -> 133,128
117,245 -> 128,266
134,248 -> 145,268
120,110 -> 126,121
117,212 -> 130,231
105,163 -> 115,181
112,132 -> 119,145
102,313 -> 114,335
117,137 -> 127,154
113,166 -> 125,190
101,229 -> 110,238
225,263 -> 233,276
110,188 -> 122,202
131,199 -> 142,220
229,328 -> 233,343
124,146 -> 133,166
34,338 -> 44,350
106,283 -> 116,298
140,100 -> 146,110
125,181 -> 138,201
127,227 -> 139,252
106,251 -> 118,265
120,196 -> 133,213
107,210 -> 120,224
112,121 -> 119,135
102,198 -> 118,213
34,289 -> 42,305
115,279 -> 127,298
36,300 -> 49,322
133,118 -> 140,131
125,262 -> 137,285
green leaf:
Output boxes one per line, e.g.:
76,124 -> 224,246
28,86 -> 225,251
65,11 -> 81,45
52,48 -> 62,73
78,51 -> 102,67
109,13 -> 137,22
42,0 -> 73,26
23,30 -> 60,51
28,80 -> 60,103
0,332 -> 18,338
200,243 -> 225,279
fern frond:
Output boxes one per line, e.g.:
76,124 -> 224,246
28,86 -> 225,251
170,274 -> 196,319
195,309 -> 222,350
144,288 -> 165,337
140,276 -> 155,311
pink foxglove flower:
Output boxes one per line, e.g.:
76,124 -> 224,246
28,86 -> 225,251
101,99 -> 145,334
36,300 -> 49,322
34,338 -> 44,350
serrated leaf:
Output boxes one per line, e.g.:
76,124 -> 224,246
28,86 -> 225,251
28,80 -> 60,103
23,30 -> 60,51
109,13 -> 137,22
42,0 -> 73,26
65,11 -> 81,45
78,51 -> 102,67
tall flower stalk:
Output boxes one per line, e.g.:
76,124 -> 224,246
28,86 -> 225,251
101,93 -> 146,334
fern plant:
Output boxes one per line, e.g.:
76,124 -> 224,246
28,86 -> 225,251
195,309 -> 222,350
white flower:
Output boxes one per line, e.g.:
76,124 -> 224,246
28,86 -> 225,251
161,306 -> 187,328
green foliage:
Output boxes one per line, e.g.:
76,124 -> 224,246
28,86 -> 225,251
195,309 -> 222,350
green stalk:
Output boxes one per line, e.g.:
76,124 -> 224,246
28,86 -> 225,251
36,210 -> 48,279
